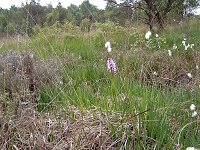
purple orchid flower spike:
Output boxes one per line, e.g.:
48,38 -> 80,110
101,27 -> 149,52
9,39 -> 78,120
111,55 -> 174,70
107,57 -> 117,74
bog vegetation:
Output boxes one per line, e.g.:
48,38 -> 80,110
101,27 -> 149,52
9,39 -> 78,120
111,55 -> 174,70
0,0 -> 200,149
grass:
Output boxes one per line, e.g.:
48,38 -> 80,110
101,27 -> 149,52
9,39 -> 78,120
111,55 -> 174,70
0,19 -> 200,149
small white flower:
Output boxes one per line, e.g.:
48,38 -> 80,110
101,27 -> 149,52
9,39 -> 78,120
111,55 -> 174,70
186,147 -> 196,150
187,73 -> 192,78
153,71 -> 158,76
190,104 -> 196,111
155,34 -> 159,38
183,38 -> 187,41
192,111 -> 198,117
145,31 -> 152,39
168,50 -> 172,56
107,47 -> 112,52
173,44 -> 177,49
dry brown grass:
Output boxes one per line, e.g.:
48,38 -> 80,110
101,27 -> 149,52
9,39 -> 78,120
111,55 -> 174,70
138,50 -> 200,92
0,100 -> 139,149
0,50 -> 61,102
0,35 -> 28,47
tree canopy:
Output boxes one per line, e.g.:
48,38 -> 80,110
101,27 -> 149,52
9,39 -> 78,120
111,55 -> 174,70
0,0 -> 199,36
105,0 -> 199,30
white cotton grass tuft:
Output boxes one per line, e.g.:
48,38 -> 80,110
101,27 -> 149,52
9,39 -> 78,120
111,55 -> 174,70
107,47 -> 112,52
145,31 -> 152,39
181,38 -> 194,50
173,44 -> 177,49
155,34 -> 159,38
190,104 -> 196,111
192,111 -> 198,118
189,103 -> 198,118
187,73 -> 192,78
168,50 -> 172,56
185,44 -> 190,50
190,44 -> 194,48
105,41 -> 112,52
105,41 -> 111,48
182,40 -> 186,46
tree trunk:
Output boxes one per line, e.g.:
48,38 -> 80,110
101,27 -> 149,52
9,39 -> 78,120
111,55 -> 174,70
156,11 -> 164,30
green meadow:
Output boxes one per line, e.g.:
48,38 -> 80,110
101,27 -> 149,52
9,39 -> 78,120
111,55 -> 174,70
0,19 -> 200,149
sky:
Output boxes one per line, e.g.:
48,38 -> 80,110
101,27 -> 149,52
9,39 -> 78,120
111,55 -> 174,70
0,0 -> 107,9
